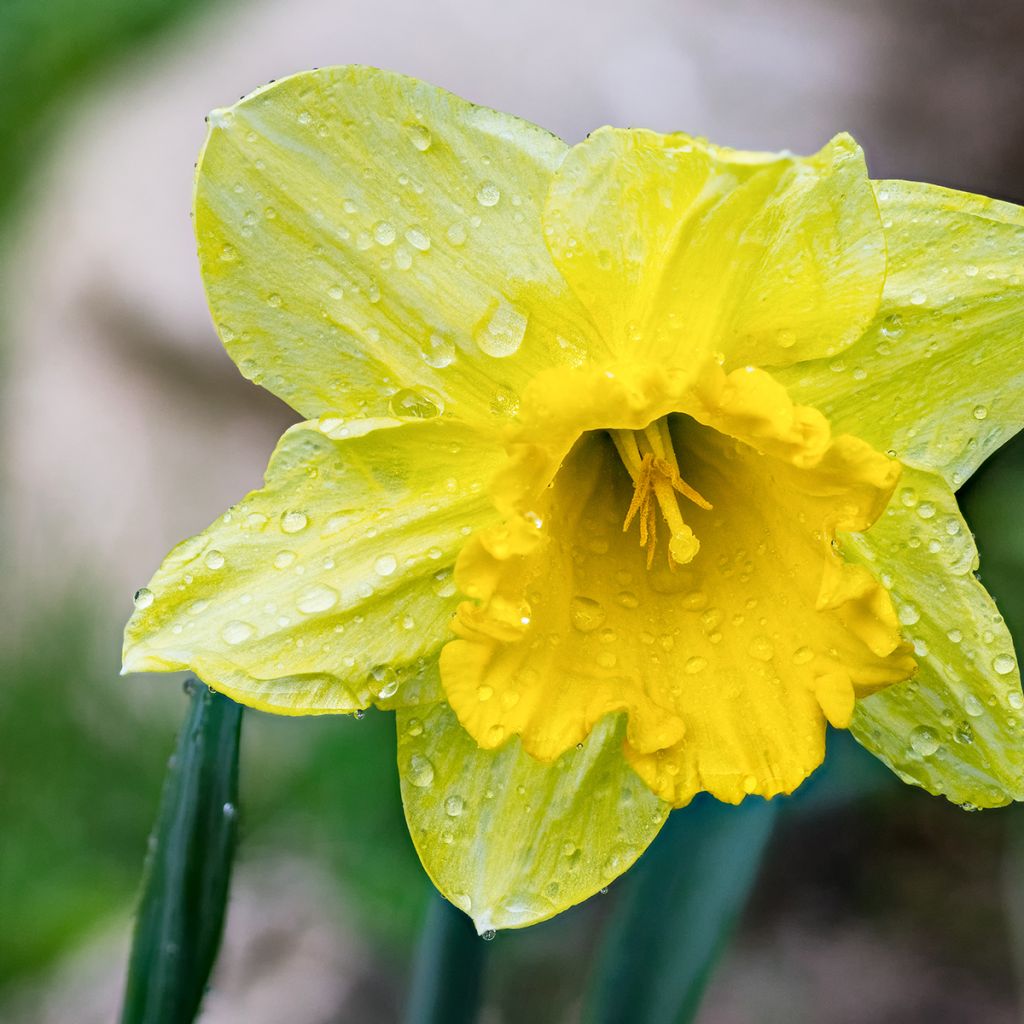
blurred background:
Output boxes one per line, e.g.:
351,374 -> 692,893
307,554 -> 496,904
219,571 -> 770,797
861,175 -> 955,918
3,0 -> 1024,1021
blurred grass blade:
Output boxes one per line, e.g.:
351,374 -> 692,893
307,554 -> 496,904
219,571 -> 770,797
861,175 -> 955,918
120,680 -> 243,1024
404,892 -> 487,1024
583,795 -> 777,1024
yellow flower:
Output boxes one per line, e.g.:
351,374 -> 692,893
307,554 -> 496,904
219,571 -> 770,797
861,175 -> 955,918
124,66 -> 1024,931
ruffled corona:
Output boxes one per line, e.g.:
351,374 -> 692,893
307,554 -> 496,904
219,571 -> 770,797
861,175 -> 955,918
441,362 -> 915,805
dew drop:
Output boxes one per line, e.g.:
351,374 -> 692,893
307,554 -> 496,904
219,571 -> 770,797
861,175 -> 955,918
389,388 -> 442,418
481,929 -> 496,942
910,725 -> 939,756
748,636 -> 774,662
489,385 -> 520,417
204,549 -> 226,570
221,620 -> 255,645
408,124 -> 432,151
685,656 -> 707,675
476,302 -> 528,358
281,510 -> 308,533
274,550 -> 297,569
973,405 -> 989,421
446,222 -> 467,246
407,753 -> 435,787
405,226 -> 431,251
375,554 -> 398,576
445,795 -> 465,817
297,584 -> 339,614
369,664 -> 400,699
880,313 -> 903,338
570,596 -> 606,633
792,646 -> 814,665
994,654 -> 1016,675
373,220 -> 397,245
616,591 -> 639,609
133,588 -> 155,610
964,694 -> 985,718
898,603 -> 921,626
910,289 -> 927,306
476,181 -> 501,207
422,333 -> 456,368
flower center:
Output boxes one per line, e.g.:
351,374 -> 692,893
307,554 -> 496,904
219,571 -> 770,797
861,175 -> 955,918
609,418 -> 712,568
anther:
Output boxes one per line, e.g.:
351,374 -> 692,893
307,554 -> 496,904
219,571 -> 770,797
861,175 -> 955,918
611,421 -> 711,566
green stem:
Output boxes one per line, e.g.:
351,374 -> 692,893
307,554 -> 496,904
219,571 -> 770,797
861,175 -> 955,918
120,680 -> 243,1024
404,892 -> 488,1024
583,795 -> 777,1024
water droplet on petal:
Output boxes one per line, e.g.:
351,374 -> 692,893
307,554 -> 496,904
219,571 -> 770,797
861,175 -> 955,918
408,753 -> 435,787
389,388 -> 442,418
204,549 -> 226,570
405,226 -> 430,251
476,302 -> 528,358
792,646 -> 814,665
373,220 -> 397,245
375,554 -> 398,577
369,665 -> 400,699
297,584 -> 339,614
221,621 -> 255,645
281,511 -> 308,533
898,603 -> 920,626
408,124 -> 432,151
570,596 -> 605,633
133,588 -> 154,610
423,333 -> 456,368
994,654 -> 1016,675
445,795 -> 465,817
910,725 -> 939,756
476,181 -> 501,207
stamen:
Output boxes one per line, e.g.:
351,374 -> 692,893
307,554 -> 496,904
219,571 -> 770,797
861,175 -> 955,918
610,420 -> 711,566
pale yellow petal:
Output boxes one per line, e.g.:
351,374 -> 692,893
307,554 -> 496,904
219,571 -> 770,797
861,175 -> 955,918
398,702 -> 668,932
543,130 -> 884,369
849,465 -> 1024,806
779,180 -> 1024,486
123,418 -> 504,712
195,66 -> 599,426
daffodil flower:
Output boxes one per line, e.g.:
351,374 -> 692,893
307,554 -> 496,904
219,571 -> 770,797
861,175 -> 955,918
124,66 -> 1024,932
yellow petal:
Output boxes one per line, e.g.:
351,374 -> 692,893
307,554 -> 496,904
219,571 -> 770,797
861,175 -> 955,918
779,180 -> 1024,487
441,366 -> 913,806
123,418 -> 504,713
543,129 -> 884,369
397,702 -> 668,932
195,66 -> 599,426
848,465 -> 1024,807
